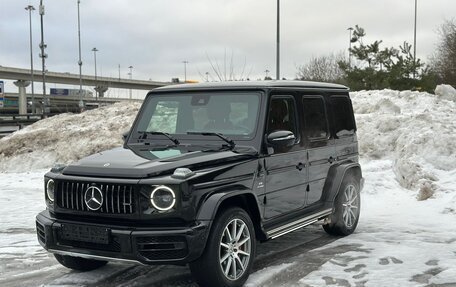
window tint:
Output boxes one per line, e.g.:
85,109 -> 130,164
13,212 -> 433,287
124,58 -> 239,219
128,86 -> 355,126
302,97 -> 328,139
267,97 -> 297,135
331,96 -> 356,137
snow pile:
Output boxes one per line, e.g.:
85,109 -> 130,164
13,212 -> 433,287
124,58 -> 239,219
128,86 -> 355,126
1,86 -> 455,200
351,86 -> 456,199
0,102 -> 141,172
435,84 -> 456,102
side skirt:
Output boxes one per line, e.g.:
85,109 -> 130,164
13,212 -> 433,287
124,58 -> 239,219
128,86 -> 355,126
266,208 -> 333,240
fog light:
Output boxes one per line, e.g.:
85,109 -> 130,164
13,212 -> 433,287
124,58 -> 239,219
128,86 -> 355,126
150,185 -> 176,211
46,179 -> 55,202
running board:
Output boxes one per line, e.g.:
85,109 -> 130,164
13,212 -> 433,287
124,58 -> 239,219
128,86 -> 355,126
267,208 -> 333,240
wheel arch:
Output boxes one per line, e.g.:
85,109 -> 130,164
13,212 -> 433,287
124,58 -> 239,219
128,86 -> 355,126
322,161 -> 362,203
197,190 -> 267,241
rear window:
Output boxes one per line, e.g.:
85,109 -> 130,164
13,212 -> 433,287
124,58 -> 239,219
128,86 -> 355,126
302,97 -> 329,139
331,96 -> 356,137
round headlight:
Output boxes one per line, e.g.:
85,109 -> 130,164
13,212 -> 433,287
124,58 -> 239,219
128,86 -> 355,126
150,185 -> 176,211
46,179 -> 55,202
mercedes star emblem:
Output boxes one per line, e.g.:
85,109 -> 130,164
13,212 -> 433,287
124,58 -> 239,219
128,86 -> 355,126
84,186 -> 103,211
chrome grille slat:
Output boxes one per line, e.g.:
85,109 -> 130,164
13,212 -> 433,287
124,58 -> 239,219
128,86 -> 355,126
70,182 -> 74,209
111,185 -> 115,213
75,183 -> 79,210
56,181 -> 135,214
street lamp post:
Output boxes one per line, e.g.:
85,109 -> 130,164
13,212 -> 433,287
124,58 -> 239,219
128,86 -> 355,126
77,0 -> 84,110
276,0 -> 280,80
182,60 -> 188,82
348,27 -> 354,68
25,5 -> 35,114
39,0 -> 48,116
92,47 -> 98,102
128,65 -> 133,100
413,0 -> 418,78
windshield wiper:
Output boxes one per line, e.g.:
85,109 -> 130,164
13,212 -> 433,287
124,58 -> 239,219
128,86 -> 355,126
187,132 -> 236,150
138,131 -> 180,145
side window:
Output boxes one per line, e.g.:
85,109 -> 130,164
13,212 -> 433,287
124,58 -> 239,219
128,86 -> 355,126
267,97 -> 298,135
331,96 -> 356,137
302,97 -> 329,139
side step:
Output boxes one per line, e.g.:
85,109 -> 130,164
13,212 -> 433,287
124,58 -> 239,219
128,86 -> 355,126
267,208 -> 333,240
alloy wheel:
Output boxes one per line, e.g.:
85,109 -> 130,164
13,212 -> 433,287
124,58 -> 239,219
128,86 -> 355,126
219,218 -> 251,281
342,184 -> 359,228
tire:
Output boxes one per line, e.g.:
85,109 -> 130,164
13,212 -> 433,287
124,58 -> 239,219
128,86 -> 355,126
323,173 -> 361,236
54,254 -> 108,271
190,207 -> 256,287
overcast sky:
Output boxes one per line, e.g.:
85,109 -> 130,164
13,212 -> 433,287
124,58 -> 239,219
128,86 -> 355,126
1,0 -> 455,93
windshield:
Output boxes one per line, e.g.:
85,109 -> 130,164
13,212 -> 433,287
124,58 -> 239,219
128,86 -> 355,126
133,92 -> 261,141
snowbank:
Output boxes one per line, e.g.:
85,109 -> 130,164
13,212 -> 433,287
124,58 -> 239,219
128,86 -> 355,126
352,86 -> 456,199
1,86 -> 455,200
0,102 -> 140,172
435,84 -> 456,102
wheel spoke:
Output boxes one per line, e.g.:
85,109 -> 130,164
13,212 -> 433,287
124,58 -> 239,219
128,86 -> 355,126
231,254 -> 237,279
220,252 -> 230,264
224,226 -> 232,242
220,242 -> 230,249
237,236 -> 250,248
224,256 -> 232,276
235,255 -> 245,271
231,219 -> 237,243
349,194 -> 358,205
238,249 -> 250,257
235,222 -> 246,241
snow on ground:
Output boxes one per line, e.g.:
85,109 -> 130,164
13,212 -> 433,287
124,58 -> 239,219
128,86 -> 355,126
0,101 -> 140,172
0,86 -> 455,286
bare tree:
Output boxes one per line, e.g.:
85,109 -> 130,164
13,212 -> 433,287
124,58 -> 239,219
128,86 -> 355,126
297,52 -> 346,83
431,19 -> 456,86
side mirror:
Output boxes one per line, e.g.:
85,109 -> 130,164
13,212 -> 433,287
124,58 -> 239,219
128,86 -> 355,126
267,130 -> 296,147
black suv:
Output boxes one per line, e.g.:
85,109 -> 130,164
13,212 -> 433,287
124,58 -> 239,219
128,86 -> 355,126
36,81 -> 363,287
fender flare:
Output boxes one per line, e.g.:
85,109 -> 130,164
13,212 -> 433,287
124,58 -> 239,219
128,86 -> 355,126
196,189 -> 261,221
323,161 -> 362,203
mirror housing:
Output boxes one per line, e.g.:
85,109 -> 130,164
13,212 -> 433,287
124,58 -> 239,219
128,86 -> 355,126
267,130 -> 296,147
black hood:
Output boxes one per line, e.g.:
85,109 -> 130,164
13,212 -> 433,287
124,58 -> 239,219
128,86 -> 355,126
62,146 -> 256,179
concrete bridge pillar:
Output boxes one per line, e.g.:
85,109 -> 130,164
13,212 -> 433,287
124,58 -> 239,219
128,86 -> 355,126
14,80 -> 30,114
95,86 -> 108,98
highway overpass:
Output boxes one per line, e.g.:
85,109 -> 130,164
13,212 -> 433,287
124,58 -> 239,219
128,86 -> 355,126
0,66 -> 170,91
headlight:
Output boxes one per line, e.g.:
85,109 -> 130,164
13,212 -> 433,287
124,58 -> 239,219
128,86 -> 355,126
46,179 -> 55,202
150,185 -> 176,211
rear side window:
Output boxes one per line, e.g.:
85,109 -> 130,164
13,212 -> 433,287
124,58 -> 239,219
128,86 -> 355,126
302,97 -> 329,139
331,96 -> 356,137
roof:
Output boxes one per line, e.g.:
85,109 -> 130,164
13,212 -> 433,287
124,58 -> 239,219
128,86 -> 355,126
153,80 -> 348,92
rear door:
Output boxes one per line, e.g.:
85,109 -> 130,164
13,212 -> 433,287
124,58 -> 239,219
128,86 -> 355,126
300,95 -> 334,206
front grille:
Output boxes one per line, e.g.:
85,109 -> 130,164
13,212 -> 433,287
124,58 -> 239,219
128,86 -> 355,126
56,181 -> 135,214
136,236 -> 188,260
36,221 -> 46,244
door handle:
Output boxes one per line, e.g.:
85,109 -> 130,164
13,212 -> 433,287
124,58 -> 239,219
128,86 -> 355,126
296,162 -> 305,171
328,157 -> 335,163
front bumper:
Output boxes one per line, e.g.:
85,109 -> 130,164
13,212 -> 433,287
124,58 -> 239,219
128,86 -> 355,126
36,210 -> 210,265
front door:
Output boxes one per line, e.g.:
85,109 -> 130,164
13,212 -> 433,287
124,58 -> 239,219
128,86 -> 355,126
263,96 -> 307,219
